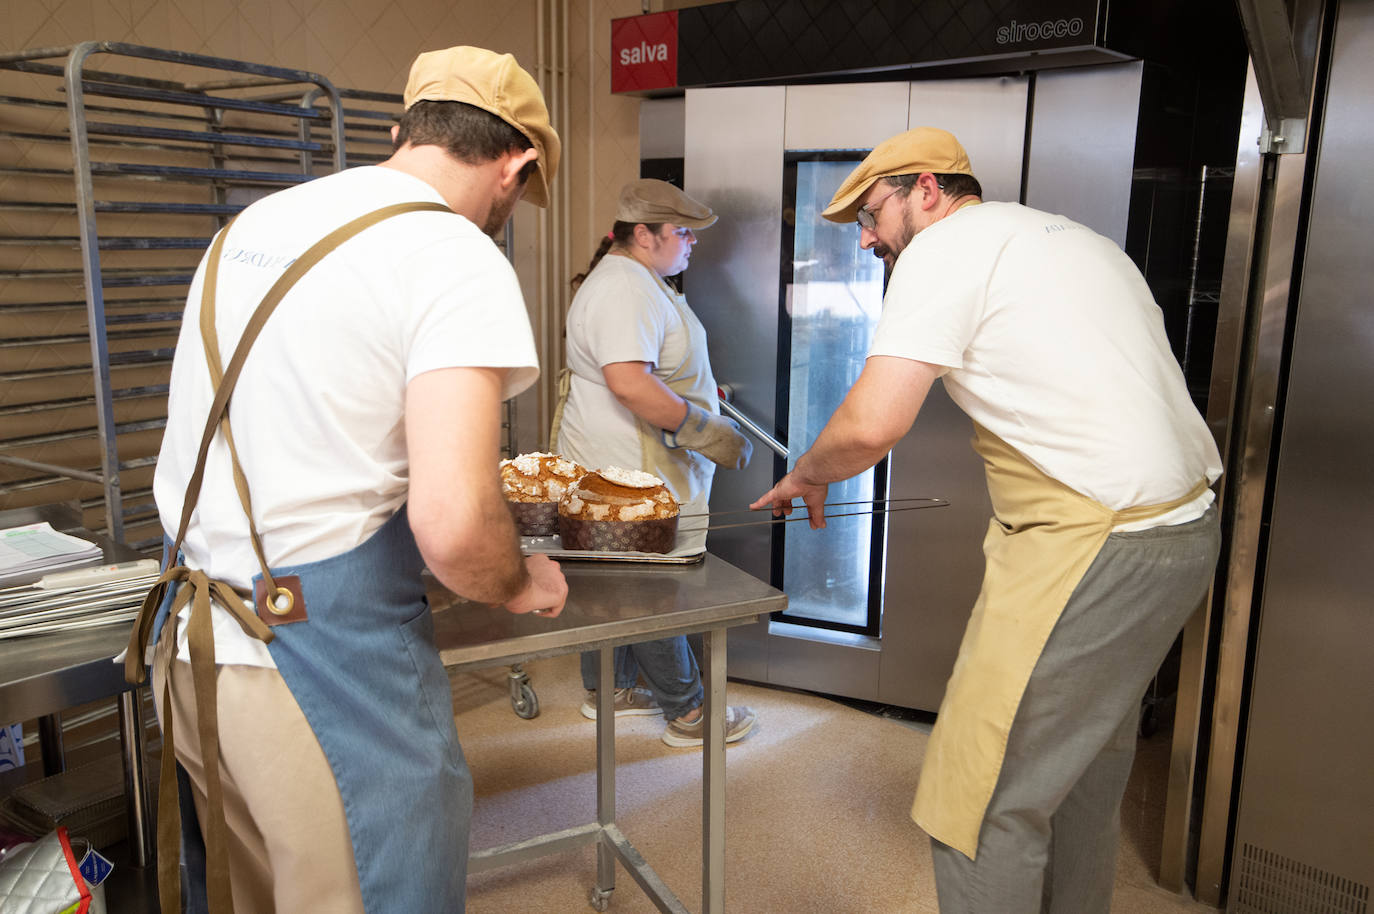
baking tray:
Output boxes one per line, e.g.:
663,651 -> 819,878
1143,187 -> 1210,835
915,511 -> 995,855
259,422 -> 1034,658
519,534 -> 706,565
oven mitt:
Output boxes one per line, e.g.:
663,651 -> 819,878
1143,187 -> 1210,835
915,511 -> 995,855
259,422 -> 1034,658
0,826 -> 103,914
664,401 -> 753,469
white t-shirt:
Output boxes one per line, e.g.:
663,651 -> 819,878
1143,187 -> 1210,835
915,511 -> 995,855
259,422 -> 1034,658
558,254 -> 709,482
871,202 -> 1220,524
153,166 -> 539,667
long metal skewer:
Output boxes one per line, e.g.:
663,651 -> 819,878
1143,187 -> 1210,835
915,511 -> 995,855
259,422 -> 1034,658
679,496 -> 946,520
696,500 -> 948,532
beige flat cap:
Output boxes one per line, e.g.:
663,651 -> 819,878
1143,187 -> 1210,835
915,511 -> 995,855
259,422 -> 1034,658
822,127 -> 973,224
403,46 -> 561,208
616,179 -> 717,229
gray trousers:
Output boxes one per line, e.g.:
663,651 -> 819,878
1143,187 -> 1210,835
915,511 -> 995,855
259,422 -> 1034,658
931,507 -> 1220,914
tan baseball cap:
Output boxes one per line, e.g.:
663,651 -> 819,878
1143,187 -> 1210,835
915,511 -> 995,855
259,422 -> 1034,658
403,46 -> 561,208
821,127 -> 973,224
615,179 -> 718,229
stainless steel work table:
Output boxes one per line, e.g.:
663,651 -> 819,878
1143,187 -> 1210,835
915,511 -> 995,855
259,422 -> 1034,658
0,503 -> 153,866
428,554 -> 786,913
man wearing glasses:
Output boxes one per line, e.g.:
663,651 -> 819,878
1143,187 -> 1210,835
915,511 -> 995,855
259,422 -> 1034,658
751,127 -> 1221,913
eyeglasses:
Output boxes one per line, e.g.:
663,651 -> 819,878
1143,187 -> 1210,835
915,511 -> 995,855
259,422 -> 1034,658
856,186 -> 902,230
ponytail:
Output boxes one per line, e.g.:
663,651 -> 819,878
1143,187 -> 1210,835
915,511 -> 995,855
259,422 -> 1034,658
571,233 -> 615,290
570,220 -> 664,290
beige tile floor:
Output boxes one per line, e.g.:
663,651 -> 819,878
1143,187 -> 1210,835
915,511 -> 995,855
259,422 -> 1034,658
103,649 -> 1218,912
457,651 -> 1220,914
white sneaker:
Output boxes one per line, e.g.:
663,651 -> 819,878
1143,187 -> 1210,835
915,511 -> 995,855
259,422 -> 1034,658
662,705 -> 757,748
580,687 -> 662,720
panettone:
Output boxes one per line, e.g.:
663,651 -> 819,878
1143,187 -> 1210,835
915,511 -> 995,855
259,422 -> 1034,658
558,467 -> 680,553
500,452 -> 586,536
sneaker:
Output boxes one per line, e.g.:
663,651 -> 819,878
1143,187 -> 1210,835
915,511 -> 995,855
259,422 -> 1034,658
661,705 -> 757,748
580,687 -> 662,720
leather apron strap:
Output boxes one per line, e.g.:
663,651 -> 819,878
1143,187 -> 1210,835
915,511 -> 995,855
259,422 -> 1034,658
547,367 -> 572,452
125,201 -> 450,913
197,249 -> 281,600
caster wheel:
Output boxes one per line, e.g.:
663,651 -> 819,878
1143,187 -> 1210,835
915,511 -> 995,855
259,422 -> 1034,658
512,683 -> 540,719
589,887 -> 612,911
1139,703 -> 1158,739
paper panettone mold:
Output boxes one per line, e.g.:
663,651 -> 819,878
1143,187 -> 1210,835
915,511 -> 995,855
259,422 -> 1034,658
499,452 -> 586,536
557,468 -> 680,553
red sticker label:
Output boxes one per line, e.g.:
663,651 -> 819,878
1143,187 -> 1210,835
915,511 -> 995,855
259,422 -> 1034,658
611,10 -> 678,93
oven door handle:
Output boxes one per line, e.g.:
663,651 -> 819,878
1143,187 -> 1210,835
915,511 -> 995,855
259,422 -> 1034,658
716,389 -> 789,459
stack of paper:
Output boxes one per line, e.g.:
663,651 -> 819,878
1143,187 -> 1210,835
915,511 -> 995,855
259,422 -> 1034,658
0,522 -> 102,582
0,559 -> 160,640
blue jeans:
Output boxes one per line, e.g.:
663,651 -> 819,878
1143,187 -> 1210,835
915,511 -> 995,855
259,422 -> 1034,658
581,636 -> 705,722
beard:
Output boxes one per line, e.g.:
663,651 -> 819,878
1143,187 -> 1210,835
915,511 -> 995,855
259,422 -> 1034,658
871,243 -> 895,275
872,208 -> 919,272
481,181 -> 524,236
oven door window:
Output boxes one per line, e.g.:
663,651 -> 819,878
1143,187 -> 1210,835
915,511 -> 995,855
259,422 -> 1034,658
775,153 -> 887,635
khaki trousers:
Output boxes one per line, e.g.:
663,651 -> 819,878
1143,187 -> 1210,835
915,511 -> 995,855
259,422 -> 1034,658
153,652 -> 365,914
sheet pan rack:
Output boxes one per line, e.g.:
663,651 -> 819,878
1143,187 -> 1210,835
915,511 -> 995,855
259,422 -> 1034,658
0,42 -> 398,550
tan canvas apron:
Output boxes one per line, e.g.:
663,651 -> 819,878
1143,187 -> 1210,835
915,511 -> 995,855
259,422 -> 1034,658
911,422 -> 1208,859
125,202 -> 449,912
550,257 -> 717,507
634,270 -> 717,505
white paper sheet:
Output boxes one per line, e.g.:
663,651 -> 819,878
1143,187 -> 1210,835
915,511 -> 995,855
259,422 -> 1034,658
0,522 -> 101,580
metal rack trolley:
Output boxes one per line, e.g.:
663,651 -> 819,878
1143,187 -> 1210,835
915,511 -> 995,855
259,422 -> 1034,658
0,42 -> 351,550
0,41 -> 355,792
1,41 -> 538,717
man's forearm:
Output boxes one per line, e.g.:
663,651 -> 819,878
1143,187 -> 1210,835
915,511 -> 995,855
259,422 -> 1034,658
792,419 -> 895,487
448,539 -> 530,605
414,496 -> 530,604
794,356 -> 938,486
406,365 -> 535,603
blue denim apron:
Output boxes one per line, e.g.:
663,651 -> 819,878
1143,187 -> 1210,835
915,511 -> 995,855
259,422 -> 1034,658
126,202 -> 468,912
150,509 -> 472,912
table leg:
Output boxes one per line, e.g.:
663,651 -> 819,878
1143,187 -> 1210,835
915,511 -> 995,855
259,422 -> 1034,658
37,713 -> 65,776
702,626 -> 726,914
593,647 -> 616,909
117,688 -> 152,867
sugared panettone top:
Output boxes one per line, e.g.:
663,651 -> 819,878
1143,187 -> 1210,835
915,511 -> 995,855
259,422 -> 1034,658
499,452 -> 587,503
559,468 -> 679,522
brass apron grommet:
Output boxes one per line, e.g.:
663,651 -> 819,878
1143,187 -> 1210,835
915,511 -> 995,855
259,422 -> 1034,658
267,586 -> 294,616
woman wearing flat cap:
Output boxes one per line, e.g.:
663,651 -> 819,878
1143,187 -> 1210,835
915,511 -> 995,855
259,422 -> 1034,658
551,177 -> 758,747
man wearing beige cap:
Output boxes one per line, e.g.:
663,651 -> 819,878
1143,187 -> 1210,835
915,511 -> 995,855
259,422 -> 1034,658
751,127 -> 1221,912
553,178 -> 758,747
137,46 -> 565,912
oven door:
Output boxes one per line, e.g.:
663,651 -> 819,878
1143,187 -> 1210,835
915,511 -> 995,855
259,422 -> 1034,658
684,77 -> 1025,710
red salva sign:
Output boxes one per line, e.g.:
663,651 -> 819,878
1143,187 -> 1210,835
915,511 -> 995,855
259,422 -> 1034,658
611,10 -> 678,93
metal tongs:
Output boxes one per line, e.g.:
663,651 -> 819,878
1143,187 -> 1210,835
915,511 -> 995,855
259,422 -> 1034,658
681,497 -> 949,531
